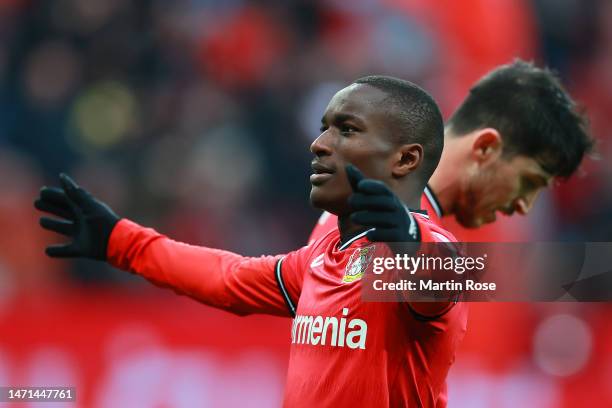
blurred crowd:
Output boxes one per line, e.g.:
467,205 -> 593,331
1,0 -> 611,287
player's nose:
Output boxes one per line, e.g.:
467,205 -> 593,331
310,130 -> 333,157
514,198 -> 529,215
514,195 -> 535,216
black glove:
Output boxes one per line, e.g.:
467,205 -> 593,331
34,173 -> 120,260
346,164 -> 420,242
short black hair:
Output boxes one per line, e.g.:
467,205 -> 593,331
353,75 -> 445,185
447,59 -> 594,178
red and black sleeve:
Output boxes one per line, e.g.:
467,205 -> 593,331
107,219 -> 304,317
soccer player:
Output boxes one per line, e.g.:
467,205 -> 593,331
35,77 -> 466,407
309,60 -> 594,242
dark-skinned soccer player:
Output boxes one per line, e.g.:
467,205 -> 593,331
36,76 -> 464,407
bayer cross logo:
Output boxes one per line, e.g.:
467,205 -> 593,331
343,245 -> 376,283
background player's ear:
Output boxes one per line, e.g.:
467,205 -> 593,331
471,128 -> 502,164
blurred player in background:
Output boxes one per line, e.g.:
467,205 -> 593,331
35,77 -> 465,407
309,60 -> 594,242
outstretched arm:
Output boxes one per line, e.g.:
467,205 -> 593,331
34,174 -> 300,317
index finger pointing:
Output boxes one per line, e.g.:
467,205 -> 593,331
345,164 -> 365,192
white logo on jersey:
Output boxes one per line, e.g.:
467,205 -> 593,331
291,308 -> 367,350
310,254 -> 324,269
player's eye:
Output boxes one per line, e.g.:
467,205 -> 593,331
340,124 -> 357,134
319,125 -> 328,133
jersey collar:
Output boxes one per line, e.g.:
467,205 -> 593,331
338,228 -> 375,251
423,184 -> 443,218
337,207 -> 427,251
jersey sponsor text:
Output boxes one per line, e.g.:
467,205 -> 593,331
290,307 -> 367,349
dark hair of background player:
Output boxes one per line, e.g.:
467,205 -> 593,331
446,59 -> 594,179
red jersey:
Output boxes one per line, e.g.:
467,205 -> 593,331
107,214 -> 466,407
309,185 -> 444,244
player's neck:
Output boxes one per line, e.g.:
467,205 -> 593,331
398,194 -> 420,210
428,133 -> 463,216
337,215 -> 369,245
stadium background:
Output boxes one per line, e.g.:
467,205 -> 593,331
1,0 -> 611,406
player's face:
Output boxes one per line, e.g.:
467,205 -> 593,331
455,155 -> 553,228
309,84 -> 396,215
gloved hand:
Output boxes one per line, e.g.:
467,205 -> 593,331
346,164 -> 420,242
34,173 -> 120,260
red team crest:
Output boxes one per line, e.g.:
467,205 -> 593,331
343,244 -> 375,283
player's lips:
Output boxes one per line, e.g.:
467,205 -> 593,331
310,161 -> 335,185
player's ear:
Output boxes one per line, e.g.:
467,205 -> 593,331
392,143 -> 423,177
471,128 -> 502,165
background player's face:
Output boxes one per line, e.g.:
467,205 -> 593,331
455,154 -> 553,228
309,84 -> 397,215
